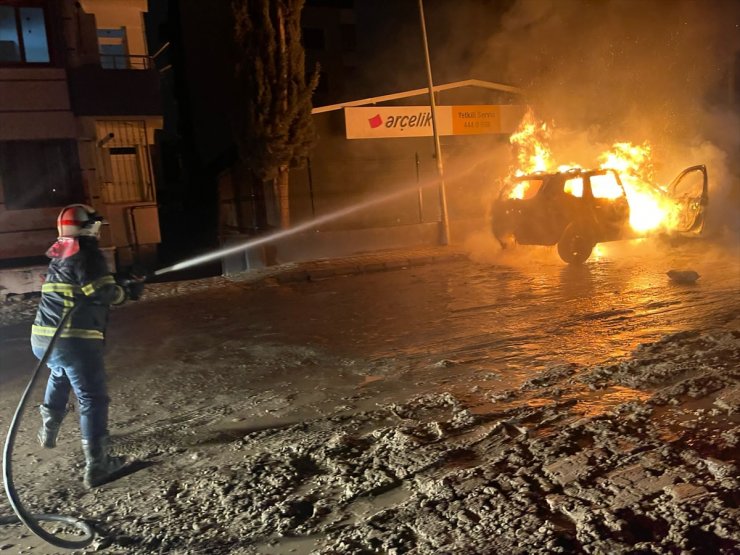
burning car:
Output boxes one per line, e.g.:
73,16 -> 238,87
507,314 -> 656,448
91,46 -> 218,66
491,164 -> 708,264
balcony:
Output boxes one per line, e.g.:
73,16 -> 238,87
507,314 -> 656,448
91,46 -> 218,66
99,54 -> 153,70
67,55 -> 161,117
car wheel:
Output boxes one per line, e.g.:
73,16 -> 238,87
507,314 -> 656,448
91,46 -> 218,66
557,224 -> 595,264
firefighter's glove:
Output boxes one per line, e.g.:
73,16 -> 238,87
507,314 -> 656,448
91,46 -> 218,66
125,279 -> 145,301
115,271 -> 146,302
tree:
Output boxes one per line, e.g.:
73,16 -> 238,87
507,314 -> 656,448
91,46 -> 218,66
232,0 -> 318,230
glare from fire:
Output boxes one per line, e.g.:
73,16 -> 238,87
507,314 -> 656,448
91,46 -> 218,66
505,113 -> 680,233
562,175 -> 624,199
507,109 -> 553,199
597,143 -> 678,233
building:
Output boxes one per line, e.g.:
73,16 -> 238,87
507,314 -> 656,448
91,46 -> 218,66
0,0 -> 162,295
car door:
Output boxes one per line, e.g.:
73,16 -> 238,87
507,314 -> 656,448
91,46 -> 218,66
668,165 -> 708,233
585,171 -> 629,240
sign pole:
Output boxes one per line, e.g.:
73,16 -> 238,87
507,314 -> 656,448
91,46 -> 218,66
418,0 -> 450,245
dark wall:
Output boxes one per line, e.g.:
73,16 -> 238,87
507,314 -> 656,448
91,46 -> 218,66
144,0 -> 235,264
67,67 -> 162,116
177,1 -> 238,169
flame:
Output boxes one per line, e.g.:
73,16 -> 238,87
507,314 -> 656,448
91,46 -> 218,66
506,109 -> 554,199
598,143 -> 678,233
504,112 -> 681,234
509,109 -> 553,175
563,177 -> 583,197
593,173 -> 624,199
508,181 -> 530,200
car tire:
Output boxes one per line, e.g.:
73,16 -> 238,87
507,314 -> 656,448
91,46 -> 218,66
558,224 -> 595,264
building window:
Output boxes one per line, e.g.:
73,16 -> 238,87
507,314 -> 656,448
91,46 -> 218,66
0,140 -> 83,209
302,27 -> 325,50
0,5 -> 50,64
97,27 -> 129,69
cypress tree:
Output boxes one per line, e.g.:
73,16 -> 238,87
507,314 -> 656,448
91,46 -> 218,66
232,0 -> 318,229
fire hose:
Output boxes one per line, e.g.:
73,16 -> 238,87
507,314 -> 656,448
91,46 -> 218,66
1,305 -> 96,549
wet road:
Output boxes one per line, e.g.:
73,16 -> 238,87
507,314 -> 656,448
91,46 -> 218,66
0,235 -> 738,554
1,235 -> 738,418
256,235 -> 740,392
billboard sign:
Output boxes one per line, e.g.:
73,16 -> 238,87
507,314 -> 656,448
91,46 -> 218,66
344,105 -> 526,139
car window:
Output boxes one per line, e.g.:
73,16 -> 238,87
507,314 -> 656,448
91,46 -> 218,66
509,179 -> 544,200
563,177 -> 584,197
589,173 -> 624,199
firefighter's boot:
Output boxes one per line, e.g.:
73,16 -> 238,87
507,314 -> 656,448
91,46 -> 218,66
38,405 -> 66,448
82,436 -> 126,488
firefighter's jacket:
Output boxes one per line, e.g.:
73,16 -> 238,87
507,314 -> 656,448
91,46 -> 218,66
31,238 -> 125,343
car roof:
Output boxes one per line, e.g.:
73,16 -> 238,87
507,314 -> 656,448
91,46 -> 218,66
514,168 -> 617,181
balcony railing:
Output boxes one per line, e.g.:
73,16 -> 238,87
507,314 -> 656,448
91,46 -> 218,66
100,54 -> 153,70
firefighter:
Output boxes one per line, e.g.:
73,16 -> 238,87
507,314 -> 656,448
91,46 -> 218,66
31,204 -> 143,488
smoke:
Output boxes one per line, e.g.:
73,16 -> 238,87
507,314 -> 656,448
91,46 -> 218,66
342,1 -> 739,257
478,1 -> 739,135
356,1 -> 738,150
465,0 -> 740,237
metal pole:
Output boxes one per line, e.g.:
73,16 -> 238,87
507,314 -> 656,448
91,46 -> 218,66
418,0 -> 450,245
415,152 -> 423,223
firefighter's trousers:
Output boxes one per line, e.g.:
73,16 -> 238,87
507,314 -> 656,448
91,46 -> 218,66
31,338 -> 110,441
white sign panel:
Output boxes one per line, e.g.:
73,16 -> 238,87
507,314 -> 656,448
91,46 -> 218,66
344,105 -> 525,139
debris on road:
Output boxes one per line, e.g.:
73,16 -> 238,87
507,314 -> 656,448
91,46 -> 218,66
667,269 -> 701,284
2,329 -> 736,554
1,247 -> 737,553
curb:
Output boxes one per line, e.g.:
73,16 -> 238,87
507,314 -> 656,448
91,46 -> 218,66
228,247 -> 469,286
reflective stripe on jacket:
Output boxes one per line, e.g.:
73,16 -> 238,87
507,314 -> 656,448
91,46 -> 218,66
32,239 -> 125,342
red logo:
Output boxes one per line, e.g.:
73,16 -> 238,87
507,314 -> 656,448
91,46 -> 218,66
368,114 -> 383,128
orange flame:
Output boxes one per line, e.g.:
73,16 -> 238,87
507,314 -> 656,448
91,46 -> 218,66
505,112 -> 681,234
598,143 -> 678,233
510,110 -> 552,166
